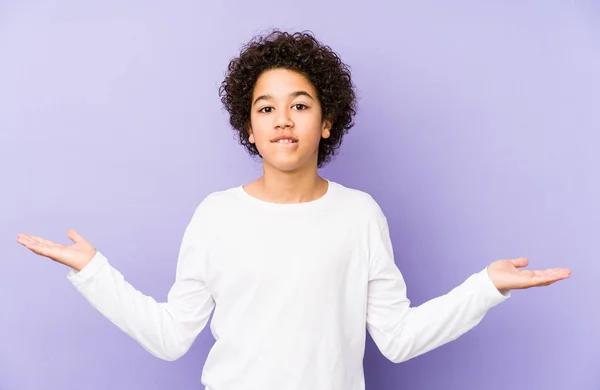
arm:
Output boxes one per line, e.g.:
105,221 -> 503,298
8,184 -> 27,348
65,206 -> 215,361
366,218 -> 509,363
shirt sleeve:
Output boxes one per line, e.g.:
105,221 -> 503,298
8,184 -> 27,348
366,216 -> 510,363
66,203 -> 215,361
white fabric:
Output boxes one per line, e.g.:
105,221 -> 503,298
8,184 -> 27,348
67,180 -> 509,390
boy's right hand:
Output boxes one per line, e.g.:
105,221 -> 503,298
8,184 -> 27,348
17,229 -> 97,272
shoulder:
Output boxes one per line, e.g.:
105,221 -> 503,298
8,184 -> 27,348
329,181 -> 387,222
198,186 -> 240,209
186,185 -> 243,226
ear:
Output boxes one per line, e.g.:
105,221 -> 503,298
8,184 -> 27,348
321,117 -> 332,139
247,123 -> 255,144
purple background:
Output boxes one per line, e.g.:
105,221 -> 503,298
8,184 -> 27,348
1,1 -> 598,389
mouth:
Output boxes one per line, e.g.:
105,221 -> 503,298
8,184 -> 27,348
271,139 -> 298,144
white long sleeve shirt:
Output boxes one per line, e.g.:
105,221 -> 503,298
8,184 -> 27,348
67,180 -> 509,390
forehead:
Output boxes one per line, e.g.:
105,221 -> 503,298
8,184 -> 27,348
253,68 -> 316,97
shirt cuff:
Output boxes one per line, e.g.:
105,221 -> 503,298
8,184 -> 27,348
476,266 -> 511,306
66,251 -> 108,288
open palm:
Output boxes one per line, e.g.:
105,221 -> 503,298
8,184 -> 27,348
487,257 -> 571,291
17,229 -> 96,272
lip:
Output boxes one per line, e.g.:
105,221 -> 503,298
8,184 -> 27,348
270,134 -> 298,143
272,140 -> 299,149
273,142 -> 299,149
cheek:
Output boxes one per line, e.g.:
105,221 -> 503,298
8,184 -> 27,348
248,116 -> 267,143
252,129 -> 270,145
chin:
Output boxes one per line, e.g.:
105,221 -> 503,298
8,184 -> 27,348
264,157 -> 314,173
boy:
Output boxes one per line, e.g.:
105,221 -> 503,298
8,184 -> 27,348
17,30 -> 570,390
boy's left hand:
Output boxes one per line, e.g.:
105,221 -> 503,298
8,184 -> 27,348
487,257 -> 571,291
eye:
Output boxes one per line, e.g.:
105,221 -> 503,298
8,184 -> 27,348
293,104 -> 308,111
258,106 -> 273,113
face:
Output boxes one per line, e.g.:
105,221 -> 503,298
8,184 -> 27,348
248,68 -> 332,172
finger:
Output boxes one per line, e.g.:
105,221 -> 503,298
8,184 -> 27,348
28,235 -> 61,247
510,257 -> 528,268
551,268 -> 572,276
16,234 -> 33,245
67,229 -> 86,245
19,240 -> 62,259
34,237 -> 66,249
17,235 -> 49,248
16,233 -> 30,242
529,273 -> 570,287
533,268 -> 571,278
17,234 -> 66,253
17,234 -> 37,245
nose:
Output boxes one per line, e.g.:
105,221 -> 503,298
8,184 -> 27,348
274,108 -> 294,130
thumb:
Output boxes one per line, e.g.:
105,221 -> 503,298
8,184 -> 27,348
510,257 -> 529,268
67,229 -> 86,244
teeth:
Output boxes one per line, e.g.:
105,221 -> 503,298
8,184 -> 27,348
276,139 -> 295,143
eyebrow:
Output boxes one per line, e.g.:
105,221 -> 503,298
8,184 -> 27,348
252,91 -> 315,106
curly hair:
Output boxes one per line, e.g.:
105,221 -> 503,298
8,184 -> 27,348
219,29 -> 357,168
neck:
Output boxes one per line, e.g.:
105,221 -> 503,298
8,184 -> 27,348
254,162 -> 328,204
